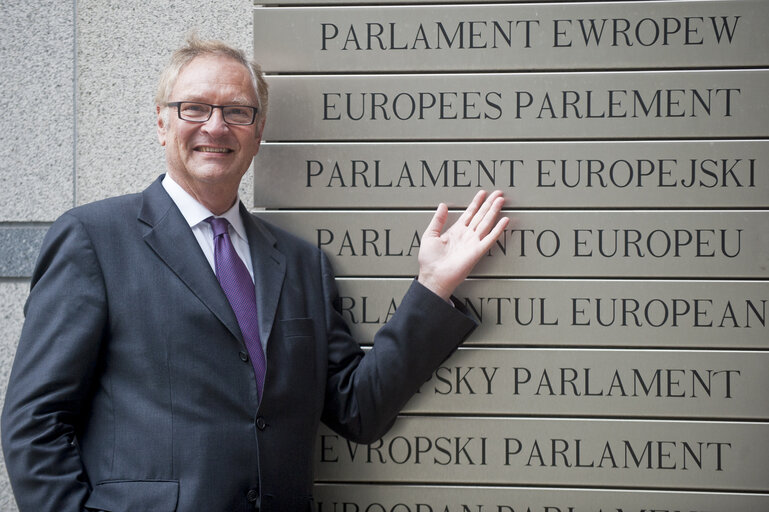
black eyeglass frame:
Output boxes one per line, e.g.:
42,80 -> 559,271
166,101 -> 259,126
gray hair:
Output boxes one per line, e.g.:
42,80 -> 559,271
156,33 -> 268,124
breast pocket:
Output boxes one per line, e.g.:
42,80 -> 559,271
280,317 -> 315,339
84,480 -> 179,512
270,318 -> 319,399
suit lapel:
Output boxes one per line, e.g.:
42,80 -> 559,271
138,177 -> 245,344
240,204 -> 286,348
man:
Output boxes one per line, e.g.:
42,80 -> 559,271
2,36 -> 507,511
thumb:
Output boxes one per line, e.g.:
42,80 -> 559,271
423,203 -> 448,238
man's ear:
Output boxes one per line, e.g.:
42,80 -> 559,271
252,117 -> 266,155
156,105 -> 167,146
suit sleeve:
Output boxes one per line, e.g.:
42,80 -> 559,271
1,213 -> 107,511
318,250 -> 477,444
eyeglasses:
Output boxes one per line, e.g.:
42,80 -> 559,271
166,101 -> 259,126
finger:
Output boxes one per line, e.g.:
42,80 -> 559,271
423,202 -> 448,237
458,190 -> 486,227
469,190 -> 504,232
474,195 -> 506,237
478,215 -> 510,253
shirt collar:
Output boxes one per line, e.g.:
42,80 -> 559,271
161,174 -> 248,241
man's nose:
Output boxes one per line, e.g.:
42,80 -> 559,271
201,107 -> 229,133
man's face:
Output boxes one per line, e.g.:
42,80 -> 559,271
157,55 -> 264,193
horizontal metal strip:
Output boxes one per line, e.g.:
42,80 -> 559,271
312,483 -> 769,511
251,210 -> 769,278
336,278 -> 769,348
262,70 -> 769,141
314,417 -> 769,491
395,347 -> 769,419
254,1 -> 767,72
254,140 -> 769,208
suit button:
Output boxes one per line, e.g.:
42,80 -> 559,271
256,417 -> 267,430
239,351 -> 249,362
246,488 -> 259,503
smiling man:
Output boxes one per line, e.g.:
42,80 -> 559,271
157,52 -> 265,215
1,35 -> 507,512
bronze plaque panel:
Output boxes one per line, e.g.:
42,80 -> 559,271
261,71 -> 768,141
252,0 -> 769,501
398,348 -> 769,419
254,1 -> 767,72
335,278 -> 769,348
252,211 -> 769,278
313,483 -> 769,511
254,140 -> 769,208
315,418 -> 769,491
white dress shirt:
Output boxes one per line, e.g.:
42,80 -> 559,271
161,174 -> 255,282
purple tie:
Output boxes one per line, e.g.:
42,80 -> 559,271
206,216 -> 266,399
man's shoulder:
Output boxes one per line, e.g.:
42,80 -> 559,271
33,192 -> 147,274
56,192 -> 144,231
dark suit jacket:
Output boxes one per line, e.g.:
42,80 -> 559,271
1,177 -> 476,512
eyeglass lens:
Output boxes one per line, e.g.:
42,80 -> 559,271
178,102 -> 255,125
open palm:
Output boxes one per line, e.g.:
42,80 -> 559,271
417,190 -> 509,301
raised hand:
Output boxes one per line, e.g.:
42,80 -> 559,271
417,190 -> 509,301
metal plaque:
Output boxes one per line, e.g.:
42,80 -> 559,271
252,211 -> 769,278
254,1 -> 767,72
315,418 -> 769,491
313,483 -> 769,512
250,0 -> 769,501
397,348 -> 769,419
261,71 -> 768,141
254,140 -> 769,208
335,278 -> 769,349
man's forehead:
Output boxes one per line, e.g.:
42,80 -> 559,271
173,55 -> 257,101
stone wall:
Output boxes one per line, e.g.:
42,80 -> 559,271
0,1 -> 255,508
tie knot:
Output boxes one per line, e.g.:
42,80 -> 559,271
206,216 -> 230,237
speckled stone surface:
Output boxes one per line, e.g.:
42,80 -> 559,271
0,3 -> 257,508
0,281 -> 30,512
0,227 -> 48,278
76,0 -> 256,208
0,1 -> 75,222
0,3 -> 74,506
